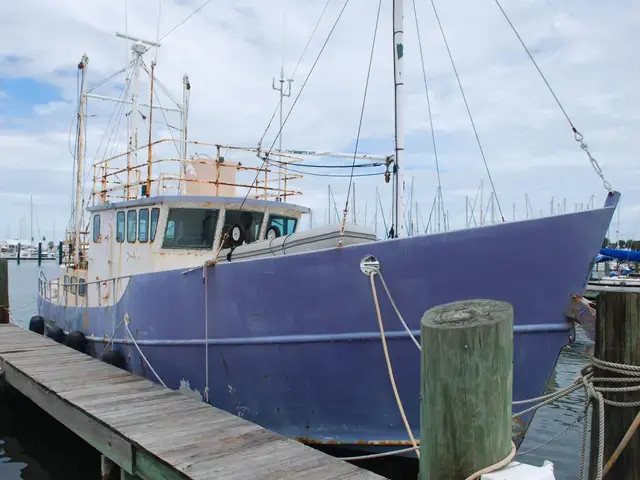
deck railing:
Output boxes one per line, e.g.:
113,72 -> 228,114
91,138 -> 303,205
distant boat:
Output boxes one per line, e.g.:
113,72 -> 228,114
37,3 -> 619,455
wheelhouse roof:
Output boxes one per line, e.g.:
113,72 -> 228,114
86,195 -> 311,214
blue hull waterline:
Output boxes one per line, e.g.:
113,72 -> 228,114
38,195 -> 618,451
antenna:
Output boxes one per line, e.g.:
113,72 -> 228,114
115,32 -> 161,47
272,67 -> 293,201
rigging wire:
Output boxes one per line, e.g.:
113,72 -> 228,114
411,0 -> 445,226
124,0 -> 129,63
491,0 -> 611,191
86,61 -> 134,93
155,0 -> 163,62
84,68 -> 132,193
261,157 -> 384,169
258,0 -> 333,147
276,167 -> 385,178
102,76 -> 133,163
376,189 -> 390,239
340,0 -> 383,238
157,0 -> 213,44
429,0 -> 506,222
238,0 -> 352,211
492,0 -> 573,129
141,61 -> 183,159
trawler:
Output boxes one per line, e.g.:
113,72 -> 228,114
37,2 -> 618,455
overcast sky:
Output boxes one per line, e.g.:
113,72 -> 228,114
1,0 -> 638,243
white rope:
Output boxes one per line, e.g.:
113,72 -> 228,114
367,264 -> 640,476
339,446 -> 418,461
99,316 -> 125,360
377,271 -> 421,351
579,358 -> 640,479
517,408 -> 587,457
123,315 -> 166,387
465,441 -> 516,480
3,307 -> 30,331
369,273 -> 420,458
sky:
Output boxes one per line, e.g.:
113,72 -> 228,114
1,0 -> 639,243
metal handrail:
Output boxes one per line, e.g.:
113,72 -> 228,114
40,274 -> 132,288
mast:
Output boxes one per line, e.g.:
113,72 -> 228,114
146,61 -> 156,197
465,196 -> 469,227
30,194 -> 33,246
113,33 -> 159,199
392,0 -> 405,237
374,186 -> 379,236
436,187 -> 441,232
182,74 -> 190,190
272,66 -> 293,201
480,179 -> 484,225
127,42 -> 146,200
352,183 -> 356,223
75,54 -> 89,267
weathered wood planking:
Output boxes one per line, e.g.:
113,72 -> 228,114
0,324 -> 382,480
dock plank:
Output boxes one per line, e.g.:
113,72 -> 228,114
0,324 -> 382,479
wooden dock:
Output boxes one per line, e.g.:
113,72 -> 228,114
0,324 -> 382,479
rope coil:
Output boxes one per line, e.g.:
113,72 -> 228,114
362,263 -> 639,478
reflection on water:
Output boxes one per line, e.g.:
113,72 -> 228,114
1,262 -> 597,478
0,388 -> 100,479
518,328 -> 594,478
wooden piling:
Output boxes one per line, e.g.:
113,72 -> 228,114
101,455 -> 121,480
0,259 -> 8,324
589,290 -> 640,479
58,241 -> 63,265
420,299 -> 513,480
16,243 -> 20,265
37,242 -> 42,267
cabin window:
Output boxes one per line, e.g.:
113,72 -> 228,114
63,275 -> 69,292
70,277 -> 76,294
221,210 -> 265,249
127,210 -> 137,243
116,211 -> 125,243
150,208 -> 160,242
93,214 -> 100,242
266,215 -> 297,239
138,209 -> 149,243
78,279 -> 86,297
162,208 -> 219,249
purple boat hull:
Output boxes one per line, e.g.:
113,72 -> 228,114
38,194 -> 618,450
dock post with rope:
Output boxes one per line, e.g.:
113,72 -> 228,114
588,289 -> 640,479
420,299 -> 514,480
0,259 -> 8,324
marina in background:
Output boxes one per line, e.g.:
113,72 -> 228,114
2,0 -> 639,477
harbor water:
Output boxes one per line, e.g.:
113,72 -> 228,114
1,261 -> 592,479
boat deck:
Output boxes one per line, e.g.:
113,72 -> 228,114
0,323 -> 382,479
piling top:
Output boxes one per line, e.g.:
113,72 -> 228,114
421,299 -> 513,329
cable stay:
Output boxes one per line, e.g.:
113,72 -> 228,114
238,0 -> 353,212
411,0 -> 446,231
338,0 -> 383,246
492,0 -> 612,192
428,0 -> 505,222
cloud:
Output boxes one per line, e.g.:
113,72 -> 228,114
0,0 -> 639,243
